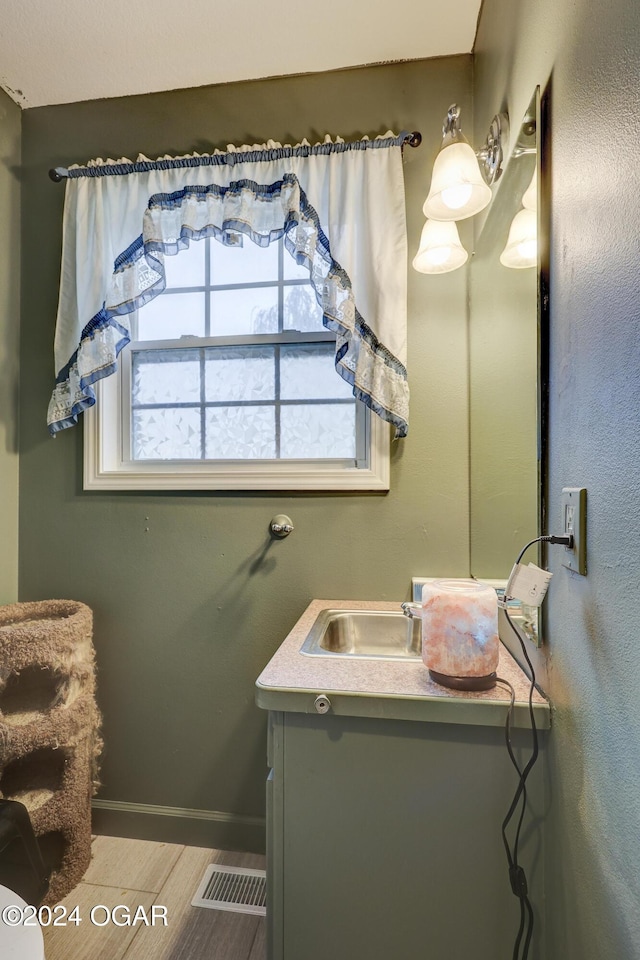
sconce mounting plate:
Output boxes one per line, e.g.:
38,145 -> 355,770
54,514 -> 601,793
478,112 -> 510,186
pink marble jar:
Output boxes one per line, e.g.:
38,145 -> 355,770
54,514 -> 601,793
421,579 -> 499,690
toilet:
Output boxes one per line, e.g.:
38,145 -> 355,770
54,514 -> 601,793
0,884 -> 45,960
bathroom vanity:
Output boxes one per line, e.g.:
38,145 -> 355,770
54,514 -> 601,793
256,599 -> 549,960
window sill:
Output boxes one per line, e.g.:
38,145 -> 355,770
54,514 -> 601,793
83,378 -> 390,492
82,461 -> 390,492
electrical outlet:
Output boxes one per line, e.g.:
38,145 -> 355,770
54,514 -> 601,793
561,487 -> 587,575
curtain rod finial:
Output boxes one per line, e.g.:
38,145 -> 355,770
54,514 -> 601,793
49,167 -> 65,182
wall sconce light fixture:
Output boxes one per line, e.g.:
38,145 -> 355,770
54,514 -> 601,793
500,207 -> 537,269
422,105 -> 508,222
415,104 -> 509,274
522,165 -> 537,211
500,165 -> 538,269
412,219 -> 468,274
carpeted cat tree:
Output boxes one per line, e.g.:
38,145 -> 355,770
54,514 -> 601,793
0,600 -> 102,905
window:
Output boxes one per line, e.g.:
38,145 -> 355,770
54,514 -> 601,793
84,237 -> 390,490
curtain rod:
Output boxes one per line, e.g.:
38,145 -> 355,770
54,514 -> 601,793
48,131 -> 422,182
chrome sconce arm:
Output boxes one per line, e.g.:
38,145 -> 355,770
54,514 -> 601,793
440,104 -> 466,146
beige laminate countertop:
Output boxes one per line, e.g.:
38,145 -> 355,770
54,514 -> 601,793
256,599 -> 550,729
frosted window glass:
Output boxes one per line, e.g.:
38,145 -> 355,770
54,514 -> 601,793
283,284 -> 324,332
211,237 -> 278,285
205,348 -> 275,402
205,406 -> 276,459
211,287 -> 279,335
163,241 -> 206,288
283,249 -> 311,280
133,350 -> 201,405
133,408 -> 201,460
136,292 -> 205,340
281,404 -> 356,459
280,345 -> 352,400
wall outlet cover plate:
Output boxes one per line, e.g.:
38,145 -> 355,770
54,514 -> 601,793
561,487 -> 587,575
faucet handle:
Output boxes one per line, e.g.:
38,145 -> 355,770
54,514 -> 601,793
401,601 -> 422,619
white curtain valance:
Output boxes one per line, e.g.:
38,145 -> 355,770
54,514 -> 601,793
48,134 -> 410,437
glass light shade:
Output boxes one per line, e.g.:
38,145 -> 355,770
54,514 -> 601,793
522,166 -> 537,211
423,142 -> 492,221
412,219 -> 468,274
500,208 -> 537,269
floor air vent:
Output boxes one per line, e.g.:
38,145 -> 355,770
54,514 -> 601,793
191,864 -> 267,916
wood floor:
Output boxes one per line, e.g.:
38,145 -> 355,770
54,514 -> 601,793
42,836 -> 266,960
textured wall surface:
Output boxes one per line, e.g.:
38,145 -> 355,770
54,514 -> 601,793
475,1 -> 640,956
20,58 -> 473,845
0,87 -> 20,605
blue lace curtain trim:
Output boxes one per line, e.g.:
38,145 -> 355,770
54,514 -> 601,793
50,174 -> 408,437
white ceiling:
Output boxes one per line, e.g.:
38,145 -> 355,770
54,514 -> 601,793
0,0 -> 481,109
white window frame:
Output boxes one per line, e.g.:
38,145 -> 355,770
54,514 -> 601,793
83,343 -> 390,491
83,236 -> 391,491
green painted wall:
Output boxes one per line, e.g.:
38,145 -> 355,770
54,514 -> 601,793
475,1 -> 640,956
20,58 -> 472,846
0,89 -> 21,605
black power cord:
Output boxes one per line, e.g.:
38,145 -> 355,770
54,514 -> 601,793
496,533 -> 572,960
497,611 -> 538,960
514,533 -> 573,566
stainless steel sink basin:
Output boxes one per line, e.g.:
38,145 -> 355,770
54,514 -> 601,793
300,609 -> 421,661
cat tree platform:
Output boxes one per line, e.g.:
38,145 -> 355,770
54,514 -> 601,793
0,600 -> 101,905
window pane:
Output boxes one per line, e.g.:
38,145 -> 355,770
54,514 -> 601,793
136,292 -> 205,340
133,408 -> 202,460
205,406 -> 276,459
283,249 -> 311,281
205,347 -> 275,402
281,403 -> 356,459
211,236 -> 279,285
211,287 -> 279,335
280,344 -> 352,400
163,241 -> 206,288
132,350 -> 201,405
283,284 -> 324,332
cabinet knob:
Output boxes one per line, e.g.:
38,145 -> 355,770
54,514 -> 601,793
314,695 -> 331,714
